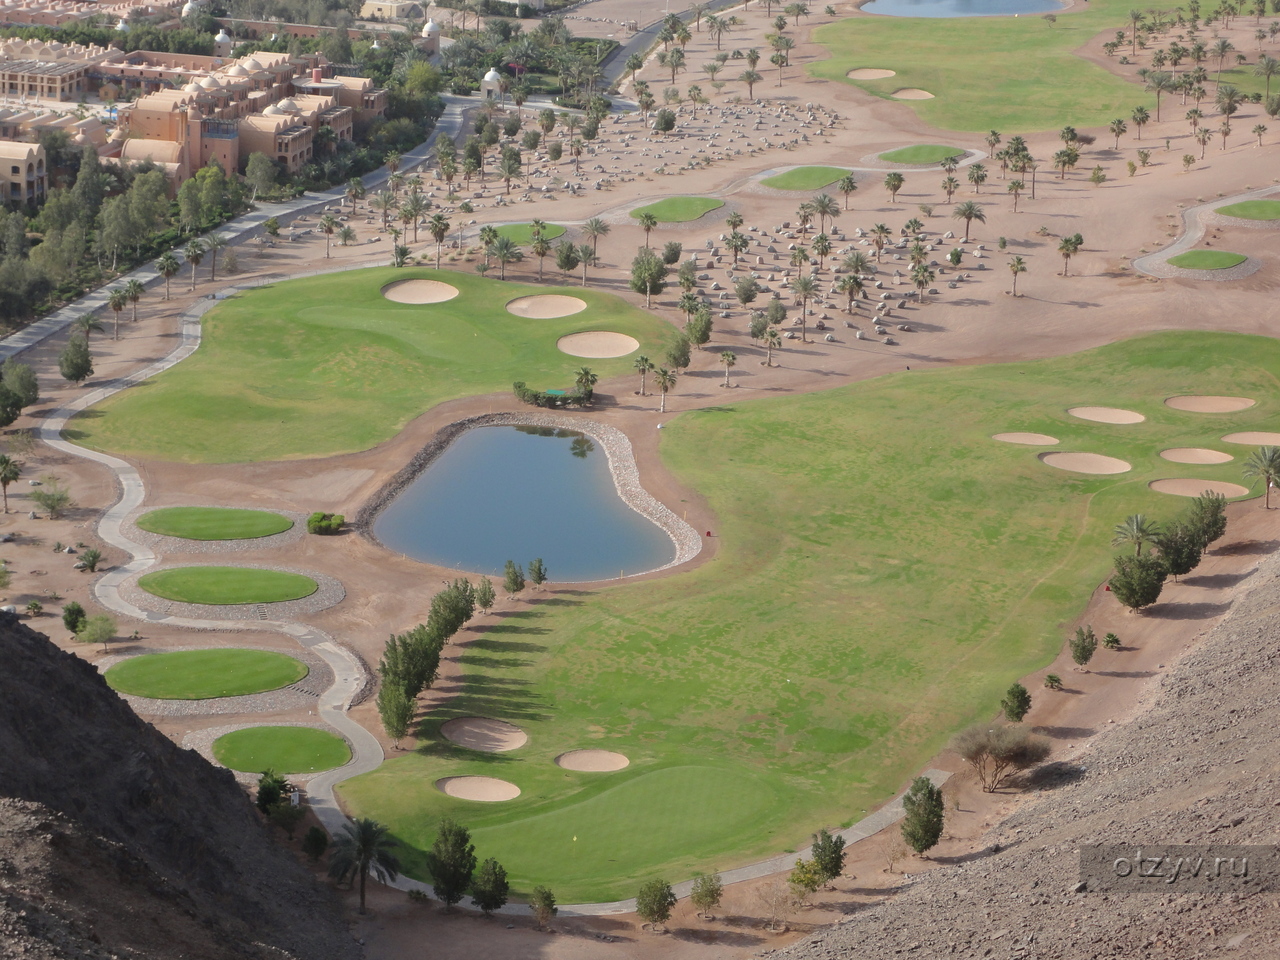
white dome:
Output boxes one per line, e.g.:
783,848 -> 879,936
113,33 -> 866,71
276,98 -> 299,112
225,64 -> 247,76
371,38 -> 381,49
483,68 -> 500,82
421,17 -> 439,35
183,81 -> 201,92
180,1 -> 198,15
114,17 -> 129,31
243,57 -> 263,70
262,104 -> 283,116
200,75 -> 220,88
214,29 -> 231,42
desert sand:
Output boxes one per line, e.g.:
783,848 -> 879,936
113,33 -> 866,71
381,279 -> 460,304
1164,395 -> 1256,413
992,432 -> 1058,445
440,716 -> 528,752
435,776 -> 522,801
556,331 -> 640,358
1159,447 -> 1234,464
1066,406 -> 1146,424
554,749 -> 630,771
1221,432 -> 1280,445
1148,479 -> 1251,497
506,294 -> 588,318
846,68 -> 895,79
1040,452 -> 1132,474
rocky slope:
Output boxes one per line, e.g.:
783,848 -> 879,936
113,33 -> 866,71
776,552 -> 1280,960
0,617 -> 358,960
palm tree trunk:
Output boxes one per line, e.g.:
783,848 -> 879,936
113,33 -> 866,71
359,867 -> 367,914
659,391 -> 666,413
113,313 -> 118,340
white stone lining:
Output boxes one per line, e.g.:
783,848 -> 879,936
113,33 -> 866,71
182,720 -> 347,786
117,563 -> 346,621
121,508 -> 308,555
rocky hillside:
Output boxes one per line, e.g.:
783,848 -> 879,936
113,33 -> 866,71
777,552 -> 1280,960
0,617 -> 358,960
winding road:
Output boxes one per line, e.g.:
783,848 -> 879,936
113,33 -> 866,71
1131,184 -> 1280,279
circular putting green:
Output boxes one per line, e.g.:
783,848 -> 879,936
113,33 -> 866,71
1166,250 -> 1248,270
138,566 -> 318,605
879,144 -> 965,164
105,649 -> 307,699
494,222 -> 566,245
1216,199 -> 1280,220
759,166 -> 850,191
214,726 -> 351,774
630,197 -> 724,223
136,507 -> 293,541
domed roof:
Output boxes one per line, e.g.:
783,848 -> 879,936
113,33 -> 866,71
180,0 -> 198,14
114,17 -> 129,31
200,75 -> 220,88
214,29 -> 231,42
109,127 -> 126,141
483,67 -> 500,82
225,63 -> 248,76
72,132 -> 89,145
421,17 -> 439,35
371,38 -> 381,49
243,57 -> 263,70
276,98 -> 299,112
183,81 -> 202,93
262,104 -> 283,116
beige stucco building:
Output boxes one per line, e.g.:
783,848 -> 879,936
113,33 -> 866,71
0,139 -> 45,203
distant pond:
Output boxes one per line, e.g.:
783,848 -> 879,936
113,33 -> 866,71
861,0 -> 1062,17
372,425 -> 677,582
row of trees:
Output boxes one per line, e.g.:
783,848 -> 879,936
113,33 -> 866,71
1108,488 -> 1230,611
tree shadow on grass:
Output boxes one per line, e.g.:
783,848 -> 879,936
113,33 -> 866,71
479,623 -> 551,636
467,637 -> 548,653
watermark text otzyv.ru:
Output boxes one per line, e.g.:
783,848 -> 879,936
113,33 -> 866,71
1079,845 -> 1279,893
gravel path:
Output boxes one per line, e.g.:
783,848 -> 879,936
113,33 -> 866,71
1132,184 -> 1280,279
182,721 -> 350,787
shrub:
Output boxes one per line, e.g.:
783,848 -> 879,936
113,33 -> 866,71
950,724 -> 1051,792
1069,625 -> 1098,668
80,547 -> 103,572
1102,632 -> 1121,650
1044,673 -> 1063,689
1000,681 -> 1032,722
302,825 -> 329,861
61,601 -> 87,633
306,512 -> 344,535
661,241 -> 683,265
30,483 -> 74,518
530,885 -> 557,929
690,872 -> 723,917
900,776 -> 944,855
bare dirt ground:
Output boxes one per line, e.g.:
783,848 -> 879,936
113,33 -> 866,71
5,0 -> 1280,956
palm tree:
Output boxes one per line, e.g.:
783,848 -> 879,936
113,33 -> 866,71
204,233 -> 226,282
719,350 -> 736,387
836,273 -> 865,312
1242,445 -> 1280,507
530,233 -> 551,280
870,222 -> 891,262
124,278 -> 144,323
842,250 -> 872,277
345,178 -> 366,211
583,217 -> 609,255
1211,37 -> 1235,85
838,174 -> 858,209
1145,70 -> 1175,121
1109,117 -> 1127,149
789,246 -> 809,271
574,367 -> 598,398
338,226 -> 356,246
74,314 -> 104,341
967,162 -> 987,193
739,69 -> 762,98
985,129 -> 1002,157
319,214 -> 338,258
371,191 -> 397,231
811,193 -> 838,233
107,288 -> 127,340
910,263 -> 934,303
490,236 -> 522,279
884,171 -> 904,202
1058,234 -> 1082,276
654,367 -> 677,413
327,818 -> 401,915
1216,84 -> 1245,118
184,240 -> 205,292
810,233 -> 831,272
1253,123 -> 1268,146
726,210 -> 745,231
762,327 -> 781,366
1255,55 -> 1280,99
951,200 -> 985,241
941,176 -> 959,202
156,253 -> 180,300
1112,514 -> 1159,555
1007,179 -> 1024,213
577,242 -> 594,287
790,274 -> 817,342
637,212 -> 658,248
634,355 -> 654,395
1132,105 -> 1150,140
0,454 -> 19,513
1128,8 -> 1145,55
399,193 -> 428,243
726,231 -> 749,264
427,214 -> 450,269
1008,255 -> 1026,296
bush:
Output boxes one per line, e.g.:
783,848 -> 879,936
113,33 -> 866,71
306,512 -> 344,535
1102,632 -> 1121,650
61,600 -> 87,633
1000,681 -> 1032,722
900,776 -> 944,855
302,825 -> 329,861
512,381 -> 590,408
661,241 -> 683,265
1044,673 -> 1063,689
1069,625 -> 1097,668
30,483 -> 74,518
1110,554 -> 1167,612
636,878 -> 677,927
950,724 -> 1051,792
788,858 -> 824,902
530,885 -> 557,929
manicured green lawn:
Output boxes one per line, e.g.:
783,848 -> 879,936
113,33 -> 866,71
214,726 -> 351,774
138,566 -> 318,605
1216,200 -> 1280,221
812,0 -> 1154,132
71,268 -> 673,462
879,145 -> 965,164
759,166 -> 850,190
136,506 -> 293,540
495,222 -> 566,245
340,331 -> 1275,903
630,197 -> 725,222
1167,250 -> 1247,270
106,649 -> 307,699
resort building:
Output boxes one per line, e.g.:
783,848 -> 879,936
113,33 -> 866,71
0,138 -> 45,203
358,0 -> 423,18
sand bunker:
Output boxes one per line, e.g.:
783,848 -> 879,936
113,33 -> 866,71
1164,395 -> 1255,413
1160,448 -> 1234,465
555,749 -> 630,772
441,716 -> 528,752
557,331 -> 640,358
435,776 -> 521,802
506,295 -> 588,319
1222,431 -> 1280,445
993,432 -> 1059,446
891,88 -> 934,100
847,68 -> 896,80
1040,452 -> 1132,475
1067,406 -> 1146,424
381,279 -> 459,304
1149,479 -> 1250,498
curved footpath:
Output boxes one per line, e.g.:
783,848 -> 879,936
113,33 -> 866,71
1131,184 -> 1280,279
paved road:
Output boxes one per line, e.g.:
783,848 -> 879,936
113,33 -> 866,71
1131,183 -> 1280,278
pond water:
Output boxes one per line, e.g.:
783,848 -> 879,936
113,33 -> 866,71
373,425 -> 677,582
861,0 -> 1061,17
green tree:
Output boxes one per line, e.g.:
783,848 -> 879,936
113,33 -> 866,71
788,858 -> 824,902
630,246 -> 668,308
61,601 -> 87,633
471,857 -> 510,915
901,776 -> 945,854
1000,681 -> 1032,721
528,557 -> 548,586
530,886 -> 558,929
1242,445 -> 1280,507
30,481 -> 72,518
245,152 -> 278,197
76,613 -> 116,653
504,560 -> 526,595
636,879 -> 677,928
634,355 -> 654,396
790,274 -> 817,342
427,818 -> 476,910
810,827 -> 846,884
184,240 -> 205,291
1058,233 -> 1083,277
377,682 -> 415,748
555,240 -> 580,281
302,826 -> 329,861
1153,521 -> 1203,581
837,173 -> 858,209
328,818 -> 401,914
884,171 -> 904,202
256,769 -> 289,814
1112,513 -> 1159,555
1070,624 -> 1098,668
1110,554 -> 1167,612
951,200 -> 985,242
720,350 -> 736,388
1,360 -> 37,409
475,576 -> 496,612
1184,491 -> 1228,548
1008,255 -> 1027,296
583,217 -> 610,254
690,872 -> 723,917
58,334 -> 93,385
107,288 -> 127,341
685,308 -> 712,347
654,366 -> 678,413
949,724 -> 1051,792
0,454 -> 19,513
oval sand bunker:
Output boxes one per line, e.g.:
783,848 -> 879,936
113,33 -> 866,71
1068,406 -> 1145,424
555,749 -> 630,772
1222,431 -> 1280,445
506,295 -> 587,319
891,88 -> 934,100
993,432 -> 1058,446
557,331 -> 640,358
435,776 -> 521,802
1040,452 -> 1131,475
1165,395 -> 1255,413
441,716 -> 528,752
1149,479 -> 1250,498
1160,448 -> 1234,465
847,68 -> 896,80
382,279 -> 460,304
